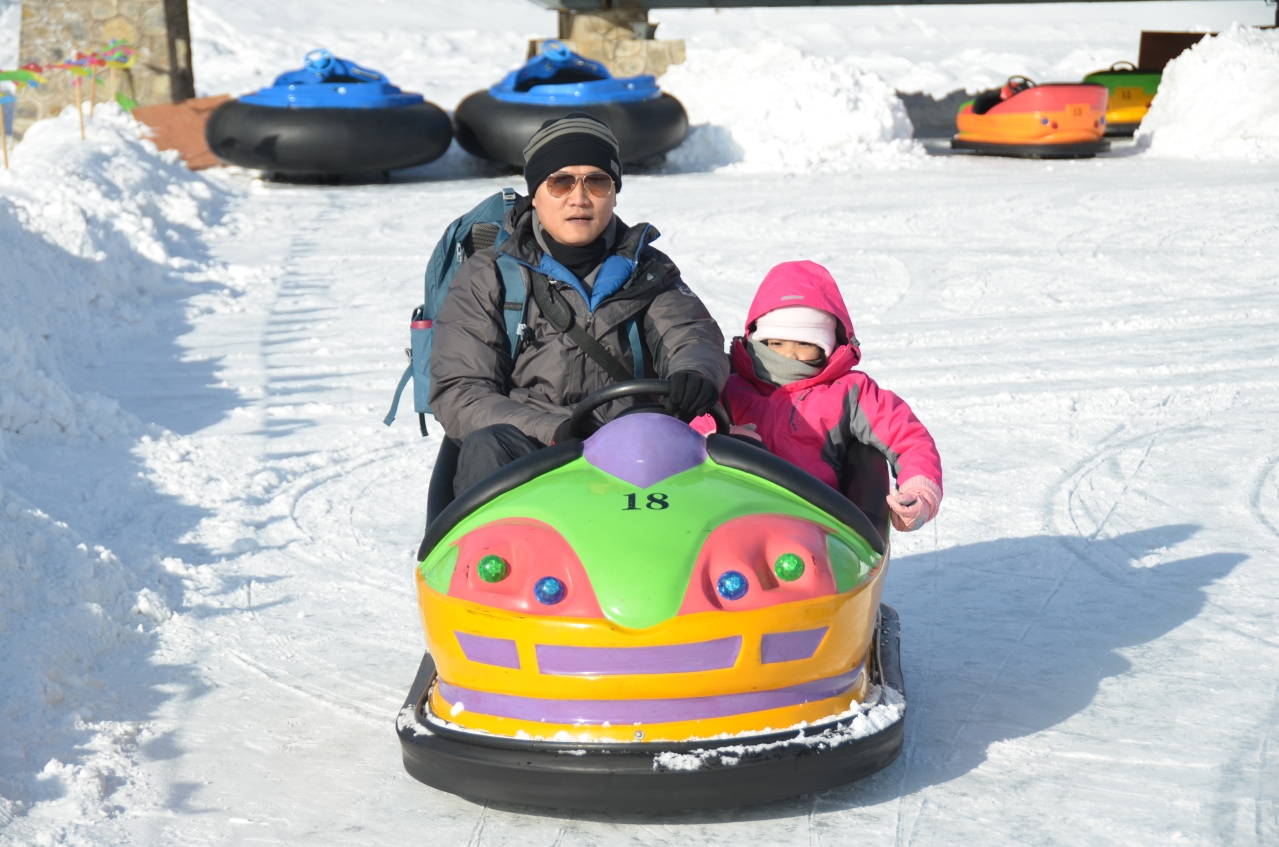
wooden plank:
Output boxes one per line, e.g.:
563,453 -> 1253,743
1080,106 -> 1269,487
133,94 -> 231,170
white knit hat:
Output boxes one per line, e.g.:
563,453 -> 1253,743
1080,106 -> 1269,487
752,306 -> 838,355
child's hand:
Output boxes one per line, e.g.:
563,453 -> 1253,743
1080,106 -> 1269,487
886,477 -> 942,532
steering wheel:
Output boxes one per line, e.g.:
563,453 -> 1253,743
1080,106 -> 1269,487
542,40 -> 573,62
1003,75 -> 1035,97
305,49 -> 336,76
568,379 -> 731,440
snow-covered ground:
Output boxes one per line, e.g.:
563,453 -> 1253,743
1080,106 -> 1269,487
2,1 -> 1279,845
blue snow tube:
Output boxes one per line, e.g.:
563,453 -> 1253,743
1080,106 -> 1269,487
206,50 -> 452,176
454,41 -> 688,167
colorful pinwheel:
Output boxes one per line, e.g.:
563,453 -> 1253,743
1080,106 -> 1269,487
0,67 -> 48,89
101,41 -> 138,110
102,40 -> 136,71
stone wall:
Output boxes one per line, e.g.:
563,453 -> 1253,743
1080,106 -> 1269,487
13,0 -> 193,138
530,10 -> 685,78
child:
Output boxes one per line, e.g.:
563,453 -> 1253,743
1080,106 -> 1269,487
721,261 -> 943,533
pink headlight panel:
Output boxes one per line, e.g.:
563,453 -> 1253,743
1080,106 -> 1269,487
449,519 -> 603,617
679,514 -> 838,614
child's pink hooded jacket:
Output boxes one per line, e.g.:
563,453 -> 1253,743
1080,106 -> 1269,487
721,261 -> 943,496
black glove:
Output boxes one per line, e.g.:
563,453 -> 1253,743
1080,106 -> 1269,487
663,370 -> 718,422
552,416 -> 596,443
552,418 -> 575,444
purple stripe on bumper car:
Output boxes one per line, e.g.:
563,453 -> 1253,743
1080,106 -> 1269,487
761,627 -> 829,664
536,636 -> 741,675
436,662 -> 865,725
455,632 -> 521,669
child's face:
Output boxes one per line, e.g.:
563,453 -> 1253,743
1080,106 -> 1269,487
764,338 -> 824,362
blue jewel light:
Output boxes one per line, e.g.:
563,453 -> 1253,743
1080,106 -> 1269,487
534,576 -> 566,605
1041,117 -> 1050,125
716,570 -> 748,601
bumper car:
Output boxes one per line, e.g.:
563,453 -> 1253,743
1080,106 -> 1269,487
205,49 -> 452,177
952,76 -> 1110,159
453,41 -> 688,168
1083,63 -> 1161,137
397,380 -> 905,813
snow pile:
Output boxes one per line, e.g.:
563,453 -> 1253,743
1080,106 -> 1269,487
1138,24 -> 1279,161
0,103 -> 223,447
0,482 -> 164,824
660,41 -> 922,173
0,104 -> 228,827
658,3 -> 1278,99
652,684 -> 905,772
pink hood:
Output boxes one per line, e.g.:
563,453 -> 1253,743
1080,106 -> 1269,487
744,261 -> 860,367
722,261 -> 943,501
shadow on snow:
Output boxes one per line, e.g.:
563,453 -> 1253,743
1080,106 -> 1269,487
0,186 -> 245,821
491,524 -> 1241,825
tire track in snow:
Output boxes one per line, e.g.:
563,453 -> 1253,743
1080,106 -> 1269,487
225,649 -> 389,726
240,567 -> 404,714
1254,679 -> 1279,845
1051,414 -> 1211,555
283,444 -> 412,553
213,187 -> 425,726
1052,411 -> 1279,844
942,415 -> 1209,767
465,803 -> 489,847
891,522 -> 941,847
1248,454 -> 1279,542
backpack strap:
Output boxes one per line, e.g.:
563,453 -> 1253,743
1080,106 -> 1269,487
383,362 -> 414,427
625,318 -> 645,379
493,189 -> 527,358
531,271 -> 635,384
497,255 -> 528,357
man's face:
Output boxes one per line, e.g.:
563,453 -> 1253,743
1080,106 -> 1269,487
532,165 -> 616,246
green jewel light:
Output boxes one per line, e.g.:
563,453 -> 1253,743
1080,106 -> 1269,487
477,555 -> 509,583
774,553 -> 805,582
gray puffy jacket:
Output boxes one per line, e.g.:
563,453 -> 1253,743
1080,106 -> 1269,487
429,201 -> 729,444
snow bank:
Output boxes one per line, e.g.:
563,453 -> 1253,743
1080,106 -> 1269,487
0,483 -> 158,824
659,42 -> 922,173
0,103 -> 224,447
658,3 -> 1277,99
1138,24 -> 1279,161
0,104 -> 229,827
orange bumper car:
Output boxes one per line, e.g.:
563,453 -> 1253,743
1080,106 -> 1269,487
952,76 -> 1110,159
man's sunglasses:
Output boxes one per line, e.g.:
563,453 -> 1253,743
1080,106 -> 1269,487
544,172 -> 615,199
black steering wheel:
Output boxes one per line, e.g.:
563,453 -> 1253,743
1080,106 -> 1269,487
1006,75 -> 1035,94
568,379 -> 732,439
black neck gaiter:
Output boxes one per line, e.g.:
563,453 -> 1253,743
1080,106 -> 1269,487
543,229 -> 609,285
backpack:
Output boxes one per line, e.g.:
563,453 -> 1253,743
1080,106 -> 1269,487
383,188 -> 526,436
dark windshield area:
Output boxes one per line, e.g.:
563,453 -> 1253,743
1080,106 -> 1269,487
513,66 -> 606,92
971,88 -> 1004,115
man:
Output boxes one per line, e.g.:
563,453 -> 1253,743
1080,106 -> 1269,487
430,113 -> 729,495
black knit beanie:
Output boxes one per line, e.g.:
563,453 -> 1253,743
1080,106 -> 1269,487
523,112 -> 623,196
